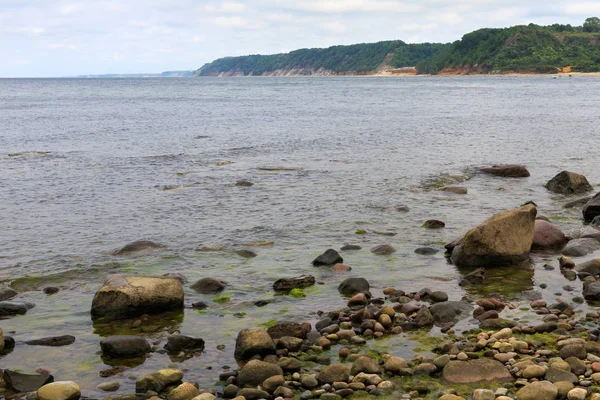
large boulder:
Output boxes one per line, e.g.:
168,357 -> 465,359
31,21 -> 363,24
451,204 -> 537,267
91,274 -> 184,321
561,238 -> 600,257
531,220 -> 567,251
584,193 -> 600,222
480,164 -> 530,178
100,335 -> 151,358
234,327 -> 276,360
236,360 -> 283,388
545,171 -> 593,195
443,359 -> 513,384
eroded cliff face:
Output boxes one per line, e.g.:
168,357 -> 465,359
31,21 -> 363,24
206,66 -> 417,77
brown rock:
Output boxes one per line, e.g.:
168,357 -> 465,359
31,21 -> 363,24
480,164 -> 530,178
531,220 -> 567,251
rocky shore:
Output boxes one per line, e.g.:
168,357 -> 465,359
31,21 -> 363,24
2,166 -> 600,400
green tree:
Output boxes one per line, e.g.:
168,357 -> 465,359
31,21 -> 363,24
583,17 -> 600,32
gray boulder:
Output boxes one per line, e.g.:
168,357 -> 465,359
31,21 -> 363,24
0,301 -> 35,316
164,335 -> 205,353
480,164 -> 530,178
190,277 -> 227,293
562,238 -> 600,257
273,275 -> 315,292
0,285 -> 17,301
3,370 -> 54,392
576,259 -> 600,275
545,171 -> 593,194
25,335 -> 75,347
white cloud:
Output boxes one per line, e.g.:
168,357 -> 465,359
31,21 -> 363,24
276,0 -> 420,13
563,3 -> 600,15
321,20 -> 347,34
213,15 -> 248,27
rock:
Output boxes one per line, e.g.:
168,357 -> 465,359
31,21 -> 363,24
262,375 -> 285,392
37,381 -> 80,400
451,204 -> 537,267
584,281 -> 600,300
442,186 -> 468,194
532,220 -> 567,251
443,359 -> 513,384
91,274 -> 184,320
267,321 -> 309,339
317,364 -> 350,384
480,164 -> 530,178
0,300 -> 35,316
473,389 -> 495,400
423,219 -> 445,229
348,293 -> 368,307
234,327 -> 276,360
236,388 -> 270,400
581,226 -> 600,240
567,388 -> 588,400
415,306 -> 434,326
560,343 -> 587,359
96,381 -> 120,392
236,249 -> 257,258
190,277 -> 227,293
136,369 -> 184,393
0,327 -> 3,352
430,301 -> 473,324
383,356 -> 409,374
164,335 -> 205,353
370,244 -> 396,255
312,249 -> 343,266
273,275 -> 315,292
341,244 -> 362,251
100,335 -> 151,358
414,247 -> 439,255
545,171 -> 593,195
515,381 -> 558,400
192,394 -> 215,400
222,384 -> 240,398
0,284 -> 17,301
3,370 -> 54,392
576,258 -> 600,275
555,382 -> 575,399
545,365 -> 578,384
332,263 -> 352,271
338,277 -> 370,296
25,335 -> 75,347
584,192 -> 600,222
459,268 -> 485,286
273,386 -> 294,398
235,180 -> 253,187
565,196 -> 592,209
565,357 -> 586,375
237,360 -> 283,387
522,365 -> 547,379
430,290 -> 448,302
113,240 -> 164,255
351,356 -> 380,375
562,238 -> 600,256
168,382 -> 199,400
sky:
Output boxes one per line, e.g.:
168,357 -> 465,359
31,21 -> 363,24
1,0 -> 599,77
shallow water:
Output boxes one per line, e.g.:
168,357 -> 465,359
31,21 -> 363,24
1,76 -> 599,396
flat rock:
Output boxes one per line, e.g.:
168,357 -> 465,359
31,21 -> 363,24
515,381 -> 558,400
100,335 -> 151,358
25,335 -> 75,347
237,360 -> 283,387
341,244 -> 362,251
273,275 -> 315,292
443,359 -> 513,384
430,301 -> 473,324
3,370 -> 54,392
415,247 -> 439,255
370,244 -> 396,255
91,274 -> 183,321
481,164 -> 530,178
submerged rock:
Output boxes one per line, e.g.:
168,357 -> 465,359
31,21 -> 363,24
91,274 -> 184,320
531,220 -> 567,251
0,284 -> 17,301
423,219 -> 445,229
0,300 -> 35,316
442,186 -> 468,194
370,244 -> 396,255
340,244 -> 362,251
164,334 -> 205,353
583,192 -> 600,222
234,327 -> 276,360
25,335 -> 75,347
100,335 -> 151,358
458,268 -> 485,286
273,275 -> 315,292
113,240 -> 165,255
235,180 -> 254,187
3,370 -> 54,392
312,249 -> 343,266
430,301 -> 473,324
451,204 -> 536,267
136,369 -> 183,393
415,247 -> 439,255
236,249 -> 257,258
190,277 -> 227,293
545,171 -> 593,195
480,164 -> 530,178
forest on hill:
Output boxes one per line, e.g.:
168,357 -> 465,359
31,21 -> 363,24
195,18 -> 600,76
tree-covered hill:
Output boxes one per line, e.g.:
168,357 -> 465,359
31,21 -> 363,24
417,22 -> 600,74
195,41 -> 449,76
196,19 -> 600,76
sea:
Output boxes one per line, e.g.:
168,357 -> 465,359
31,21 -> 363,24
0,76 -> 599,395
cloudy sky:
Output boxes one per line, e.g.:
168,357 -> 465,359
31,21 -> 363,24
1,0 -> 599,77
